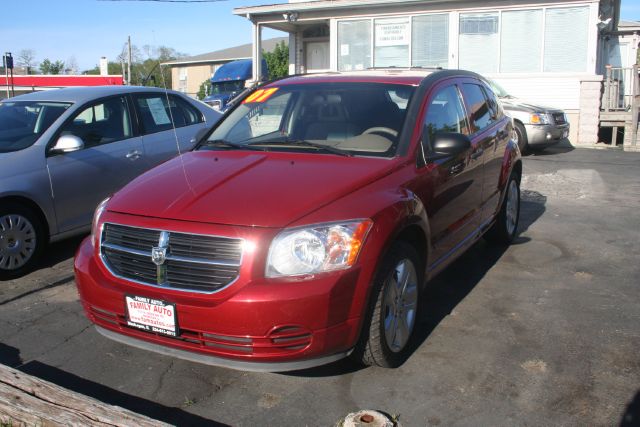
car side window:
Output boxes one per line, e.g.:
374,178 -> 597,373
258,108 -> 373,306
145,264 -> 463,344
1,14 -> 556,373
169,95 -> 204,126
59,97 -> 132,147
423,85 -> 469,142
461,83 -> 494,132
481,85 -> 501,120
134,94 -> 200,135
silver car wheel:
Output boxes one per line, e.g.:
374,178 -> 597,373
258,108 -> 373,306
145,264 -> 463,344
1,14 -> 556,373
505,180 -> 519,236
0,214 -> 37,270
382,258 -> 418,353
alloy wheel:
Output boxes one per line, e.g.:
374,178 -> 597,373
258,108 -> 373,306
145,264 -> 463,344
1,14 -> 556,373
382,258 -> 418,353
505,180 -> 519,236
0,214 -> 37,271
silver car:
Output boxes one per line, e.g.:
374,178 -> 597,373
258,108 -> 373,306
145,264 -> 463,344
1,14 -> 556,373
489,80 -> 570,153
0,86 -> 221,277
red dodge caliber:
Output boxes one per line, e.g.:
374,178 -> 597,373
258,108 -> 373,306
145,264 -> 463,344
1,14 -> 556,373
75,70 -> 521,371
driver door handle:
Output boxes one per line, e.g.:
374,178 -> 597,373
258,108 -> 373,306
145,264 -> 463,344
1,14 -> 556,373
126,150 -> 142,160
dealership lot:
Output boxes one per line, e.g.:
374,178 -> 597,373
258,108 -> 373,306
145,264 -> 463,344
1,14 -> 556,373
1,147 -> 639,426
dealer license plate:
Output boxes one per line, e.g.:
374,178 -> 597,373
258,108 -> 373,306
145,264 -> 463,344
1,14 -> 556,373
125,295 -> 178,337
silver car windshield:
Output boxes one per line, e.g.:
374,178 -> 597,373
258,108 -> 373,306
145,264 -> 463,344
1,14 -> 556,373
489,80 -> 511,98
201,82 -> 416,157
0,101 -> 72,153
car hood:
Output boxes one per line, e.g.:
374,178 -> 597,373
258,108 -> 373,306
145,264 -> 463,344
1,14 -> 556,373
499,97 -> 561,113
107,150 -> 395,228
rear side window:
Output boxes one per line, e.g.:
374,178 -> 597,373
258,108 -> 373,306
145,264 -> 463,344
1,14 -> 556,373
60,97 -> 132,147
423,85 -> 469,140
481,85 -> 501,120
134,94 -> 203,135
461,83 -> 493,132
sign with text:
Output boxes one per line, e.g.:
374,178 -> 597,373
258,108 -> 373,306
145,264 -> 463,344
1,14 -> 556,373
375,18 -> 410,47
125,295 -> 178,337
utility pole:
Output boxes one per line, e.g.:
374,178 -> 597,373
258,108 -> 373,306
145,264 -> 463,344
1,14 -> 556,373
127,35 -> 132,86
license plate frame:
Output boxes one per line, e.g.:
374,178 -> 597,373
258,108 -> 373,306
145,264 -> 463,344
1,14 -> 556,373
125,295 -> 179,337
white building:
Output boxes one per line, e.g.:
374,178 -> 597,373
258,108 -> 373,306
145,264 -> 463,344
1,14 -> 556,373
234,0 -> 635,147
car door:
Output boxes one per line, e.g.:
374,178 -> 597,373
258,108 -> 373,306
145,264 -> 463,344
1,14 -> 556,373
459,80 -> 509,225
411,80 -> 484,266
132,93 -> 207,168
46,95 -> 147,233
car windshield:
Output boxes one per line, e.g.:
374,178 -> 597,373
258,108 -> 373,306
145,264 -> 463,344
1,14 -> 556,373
488,80 -> 512,98
210,81 -> 245,95
0,101 -> 72,153
200,82 -> 415,157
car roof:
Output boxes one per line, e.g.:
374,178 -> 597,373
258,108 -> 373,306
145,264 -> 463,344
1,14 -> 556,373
5,86 -> 182,104
267,69 -> 441,87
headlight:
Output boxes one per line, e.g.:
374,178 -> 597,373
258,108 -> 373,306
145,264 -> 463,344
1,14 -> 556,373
529,113 -> 550,125
91,197 -> 110,248
266,219 -> 373,278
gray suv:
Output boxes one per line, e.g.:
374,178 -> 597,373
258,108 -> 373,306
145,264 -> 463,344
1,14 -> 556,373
0,86 -> 220,278
489,80 -> 569,153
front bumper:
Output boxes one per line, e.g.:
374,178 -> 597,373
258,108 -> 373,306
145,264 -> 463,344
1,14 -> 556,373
74,214 -> 374,371
525,123 -> 570,146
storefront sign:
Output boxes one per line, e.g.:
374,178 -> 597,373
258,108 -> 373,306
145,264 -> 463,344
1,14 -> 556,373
375,18 -> 410,47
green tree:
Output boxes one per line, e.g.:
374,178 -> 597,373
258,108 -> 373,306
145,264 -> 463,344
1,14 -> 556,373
83,44 -> 187,88
39,58 -> 65,75
197,80 -> 212,100
263,41 -> 289,79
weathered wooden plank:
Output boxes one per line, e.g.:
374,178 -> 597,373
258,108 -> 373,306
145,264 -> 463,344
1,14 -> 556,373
0,364 -> 171,427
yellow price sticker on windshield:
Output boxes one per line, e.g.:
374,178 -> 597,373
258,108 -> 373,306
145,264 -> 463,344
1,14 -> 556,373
243,88 -> 279,104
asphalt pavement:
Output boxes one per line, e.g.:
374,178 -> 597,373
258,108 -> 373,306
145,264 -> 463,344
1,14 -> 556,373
1,147 -> 639,426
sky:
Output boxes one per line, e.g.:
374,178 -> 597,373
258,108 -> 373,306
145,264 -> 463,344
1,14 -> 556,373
1,0 -> 640,72
0,0 -> 288,71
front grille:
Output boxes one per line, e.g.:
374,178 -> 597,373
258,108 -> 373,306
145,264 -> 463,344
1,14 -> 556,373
552,112 -> 566,124
101,223 -> 242,293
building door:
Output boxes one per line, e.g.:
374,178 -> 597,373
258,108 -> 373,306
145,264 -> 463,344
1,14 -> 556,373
305,41 -> 329,72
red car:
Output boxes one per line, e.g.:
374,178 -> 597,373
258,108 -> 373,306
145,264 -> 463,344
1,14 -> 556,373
74,70 -> 521,371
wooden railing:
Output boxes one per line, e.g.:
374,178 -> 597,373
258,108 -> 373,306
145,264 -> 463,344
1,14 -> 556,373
601,64 -> 638,112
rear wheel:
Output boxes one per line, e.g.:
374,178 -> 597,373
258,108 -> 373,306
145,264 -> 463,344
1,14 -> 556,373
0,203 -> 45,279
355,241 -> 421,368
486,173 -> 520,244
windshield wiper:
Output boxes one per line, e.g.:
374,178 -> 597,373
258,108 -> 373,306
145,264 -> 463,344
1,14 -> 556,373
201,139 -> 266,151
248,139 -> 352,157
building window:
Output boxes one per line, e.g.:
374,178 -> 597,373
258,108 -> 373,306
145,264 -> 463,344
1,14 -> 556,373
179,67 -> 187,81
412,14 -> 449,68
374,17 -> 410,67
459,13 -> 499,73
338,20 -> 371,71
543,7 -> 589,72
500,10 -> 543,72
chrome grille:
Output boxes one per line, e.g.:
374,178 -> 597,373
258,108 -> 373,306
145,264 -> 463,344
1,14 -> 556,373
101,223 -> 242,293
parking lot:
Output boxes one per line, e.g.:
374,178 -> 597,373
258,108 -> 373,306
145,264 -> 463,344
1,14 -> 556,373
1,147 -> 639,426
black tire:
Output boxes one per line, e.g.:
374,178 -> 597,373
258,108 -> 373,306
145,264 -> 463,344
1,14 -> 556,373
0,202 -> 46,280
353,241 -> 422,368
514,121 -> 529,154
486,172 -> 521,245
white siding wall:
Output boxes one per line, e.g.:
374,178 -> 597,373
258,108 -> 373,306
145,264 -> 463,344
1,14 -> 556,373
488,75 -> 584,110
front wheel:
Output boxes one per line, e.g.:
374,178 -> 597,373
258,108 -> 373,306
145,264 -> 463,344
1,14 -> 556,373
0,203 -> 45,279
513,122 -> 528,154
486,173 -> 520,244
355,241 -> 421,368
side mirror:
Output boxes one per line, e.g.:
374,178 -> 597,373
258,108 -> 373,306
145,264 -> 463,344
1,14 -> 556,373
51,134 -> 84,154
430,131 -> 471,156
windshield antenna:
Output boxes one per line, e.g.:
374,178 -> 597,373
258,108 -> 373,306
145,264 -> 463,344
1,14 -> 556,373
159,62 -> 182,157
